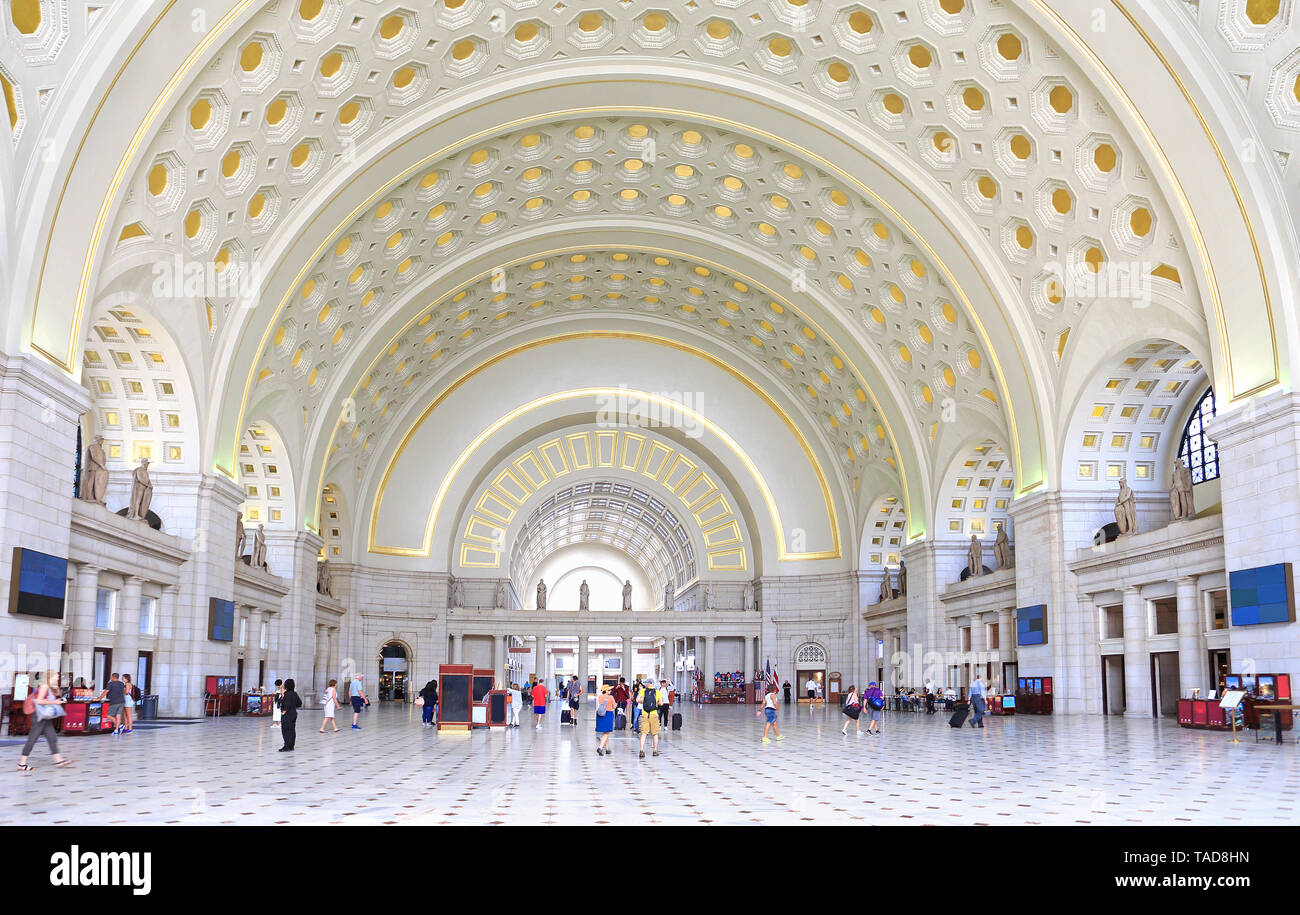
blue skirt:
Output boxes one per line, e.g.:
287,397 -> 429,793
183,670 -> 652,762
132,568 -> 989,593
595,711 -> 614,733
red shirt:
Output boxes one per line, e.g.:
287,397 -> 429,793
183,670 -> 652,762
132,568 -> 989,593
531,684 -> 547,707
612,684 -> 629,704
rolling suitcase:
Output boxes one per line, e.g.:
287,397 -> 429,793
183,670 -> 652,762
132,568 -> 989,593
615,710 -> 627,731
948,705 -> 969,728
561,708 -> 572,724
671,712 -> 683,731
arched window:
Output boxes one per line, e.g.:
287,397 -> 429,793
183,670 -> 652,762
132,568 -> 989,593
1177,387 -> 1218,484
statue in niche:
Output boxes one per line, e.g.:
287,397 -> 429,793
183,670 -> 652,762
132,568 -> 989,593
317,559 -> 333,598
663,581 -> 675,611
702,583 -> 715,612
743,580 -> 755,612
880,566 -> 894,603
126,458 -> 153,522
897,559 -> 907,597
536,579 -> 547,611
1115,478 -> 1137,536
235,511 -> 247,562
994,525 -> 1013,570
251,523 -> 268,571
495,581 -> 508,610
622,580 -> 633,612
579,580 -> 590,611
1169,460 -> 1194,522
79,434 -> 108,505
967,534 -> 983,579
452,576 -> 466,609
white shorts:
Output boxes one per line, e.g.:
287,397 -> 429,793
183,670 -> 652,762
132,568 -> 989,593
323,701 -> 336,719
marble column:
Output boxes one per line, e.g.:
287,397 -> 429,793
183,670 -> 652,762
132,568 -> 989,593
493,634 -> 505,686
533,634 -> 545,682
245,607 -> 264,690
69,563 -> 101,684
970,611 -> 987,683
883,629 -> 895,692
1122,586 -> 1152,718
701,635 -> 713,694
313,623 -> 328,694
1176,576 -> 1204,699
742,633 -> 754,688
152,584 -> 179,700
997,607 -> 1013,663
450,632 -> 463,665
621,636 -> 633,683
577,634 -> 589,695
116,576 -> 143,683
326,627 -> 339,688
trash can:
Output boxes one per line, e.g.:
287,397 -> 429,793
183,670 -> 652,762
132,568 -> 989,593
138,694 -> 159,721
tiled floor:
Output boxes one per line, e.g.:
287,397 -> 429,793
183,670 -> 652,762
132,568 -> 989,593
3,702 -> 1296,825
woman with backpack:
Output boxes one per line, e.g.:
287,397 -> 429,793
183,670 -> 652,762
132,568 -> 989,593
279,678 -> 303,751
863,681 -> 885,736
121,673 -> 137,733
840,684 -> 862,736
17,671 -> 72,771
594,684 -> 616,756
418,679 -> 438,727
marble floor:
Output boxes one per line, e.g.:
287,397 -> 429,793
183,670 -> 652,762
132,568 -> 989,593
2,702 -> 1296,825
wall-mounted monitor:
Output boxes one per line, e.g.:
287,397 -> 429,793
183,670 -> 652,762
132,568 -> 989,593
1229,563 -> 1295,626
208,597 -> 235,642
1016,604 -> 1047,646
8,548 -> 68,620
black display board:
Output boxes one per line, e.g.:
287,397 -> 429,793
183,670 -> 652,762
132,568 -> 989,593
488,691 -> 507,725
441,674 -> 470,721
472,675 -> 492,702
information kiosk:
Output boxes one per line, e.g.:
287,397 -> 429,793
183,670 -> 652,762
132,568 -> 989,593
438,664 -> 473,732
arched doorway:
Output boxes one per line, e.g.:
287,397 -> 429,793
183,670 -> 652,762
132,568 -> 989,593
794,642 -> 828,707
378,642 -> 410,702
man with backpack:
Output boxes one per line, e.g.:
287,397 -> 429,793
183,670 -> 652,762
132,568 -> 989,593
637,680 -> 664,759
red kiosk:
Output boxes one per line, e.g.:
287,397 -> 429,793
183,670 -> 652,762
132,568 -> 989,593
1015,677 -> 1053,714
437,664 -> 473,731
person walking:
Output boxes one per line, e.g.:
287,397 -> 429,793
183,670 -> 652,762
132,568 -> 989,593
531,679 -> 548,728
805,675 -> 819,712
637,679 -> 664,758
595,684 -> 616,756
840,684 -> 862,736
100,673 -> 127,735
612,677 -> 629,722
757,684 -> 783,743
969,675 -> 987,729
278,678 -> 302,751
319,679 -> 341,733
509,682 -> 523,727
271,679 -> 284,728
121,673 -> 137,733
630,679 -> 644,734
17,672 -> 72,771
567,674 -> 581,727
348,673 -> 368,730
657,678 -> 672,733
863,681 -> 885,736
418,679 -> 438,727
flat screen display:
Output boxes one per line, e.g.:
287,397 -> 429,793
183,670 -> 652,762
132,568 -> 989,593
8,548 -> 68,620
441,674 -> 470,722
472,675 -> 492,702
1003,696 -> 1016,709
208,597 -> 235,642
1017,604 -> 1047,646
488,692 -> 507,724
1229,563 -> 1295,626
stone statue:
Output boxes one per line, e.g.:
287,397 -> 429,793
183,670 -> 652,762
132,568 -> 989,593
743,580 -> 755,612
317,559 -> 333,597
235,511 -> 246,561
994,525 -> 1012,570
79,434 -> 108,504
897,559 -> 907,596
702,583 -> 714,612
495,581 -> 507,610
1170,460 -> 1194,521
663,581 -> 674,611
880,566 -> 894,603
251,523 -> 267,571
452,576 -> 466,608
579,580 -> 590,611
126,458 -> 153,522
622,580 -> 633,612
536,579 -> 547,611
967,534 -> 982,579
1115,477 -> 1137,536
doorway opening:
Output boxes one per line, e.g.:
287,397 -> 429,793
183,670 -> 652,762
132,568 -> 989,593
1101,654 -> 1125,715
379,642 -> 409,701
1151,651 -> 1180,718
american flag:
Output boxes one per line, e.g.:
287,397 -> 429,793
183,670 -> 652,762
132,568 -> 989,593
764,659 -> 779,692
